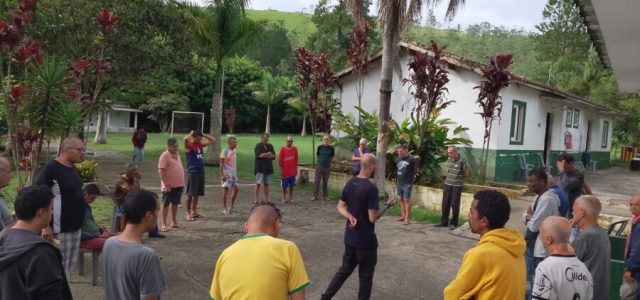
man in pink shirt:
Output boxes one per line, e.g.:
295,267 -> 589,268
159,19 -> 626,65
278,136 -> 299,203
158,137 -> 185,231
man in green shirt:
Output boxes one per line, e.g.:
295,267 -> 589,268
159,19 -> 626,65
435,146 -> 469,230
311,135 -> 335,201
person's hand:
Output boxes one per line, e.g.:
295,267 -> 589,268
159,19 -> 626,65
566,244 -> 575,255
41,226 -> 53,242
569,218 -> 579,228
624,271 -> 634,283
386,196 -> 396,206
347,215 -> 357,228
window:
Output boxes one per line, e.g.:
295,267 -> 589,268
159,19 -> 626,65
565,108 -> 573,127
573,109 -> 580,128
602,121 -> 609,148
509,100 -> 526,145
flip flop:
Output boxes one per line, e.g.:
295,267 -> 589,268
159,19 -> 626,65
160,226 -> 169,232
186,216 -> 195,222
170,224 -> 183,229
193,213 -> 205,218
403,221 -> 410,226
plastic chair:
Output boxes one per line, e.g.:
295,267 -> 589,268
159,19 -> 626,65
607,220 -> 629,237
517,154 -> 534,181
78,248 -> 100,286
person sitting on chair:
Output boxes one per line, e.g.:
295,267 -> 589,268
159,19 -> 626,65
80,184 -> 117,252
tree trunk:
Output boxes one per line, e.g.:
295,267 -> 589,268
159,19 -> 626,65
374,9 -> 400,195
94,110 -> 108,144
206,65 -> 224,165
300,113 -> 307,136
265,104 -> 271,134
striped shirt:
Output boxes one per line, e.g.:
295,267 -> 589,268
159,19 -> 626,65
445,157 -> 466,187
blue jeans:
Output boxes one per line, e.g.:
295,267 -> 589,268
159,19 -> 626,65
133,147 -> 144,163
525,248 -> 543,300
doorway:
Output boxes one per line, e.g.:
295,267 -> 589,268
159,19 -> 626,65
543,113 -> 552,165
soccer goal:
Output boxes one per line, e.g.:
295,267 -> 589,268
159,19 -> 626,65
170,111 -> 205,136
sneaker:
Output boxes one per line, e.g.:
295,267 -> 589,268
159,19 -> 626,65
222,209 -> 230,215
449,224 -> 458,230
433,223 -> 448,228
310,196 -> 318,201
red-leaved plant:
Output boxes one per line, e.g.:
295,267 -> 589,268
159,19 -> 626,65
346,23 -> 370,125
475,53 -> 513,182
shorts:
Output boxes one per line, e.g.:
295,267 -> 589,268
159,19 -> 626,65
186,172 -> 205,196
281,176 -> 296,188
397,184 -> 413,199
162,187 -> 183,206
255,173 -> 271,185
222,176 -> 238,189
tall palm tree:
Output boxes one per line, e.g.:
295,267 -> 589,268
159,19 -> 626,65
346,0 -> 464,192
253,71 -> 292,134
189,0 -> 264,163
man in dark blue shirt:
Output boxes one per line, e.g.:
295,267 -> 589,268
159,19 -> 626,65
321,154 -> 395,300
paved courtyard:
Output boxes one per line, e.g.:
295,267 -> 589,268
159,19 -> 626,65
67,151 -> 639,300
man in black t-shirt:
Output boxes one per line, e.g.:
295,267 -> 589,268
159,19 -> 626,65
34,137 -> 86,274
321,154 -> 395,300
254,133 -> 276,204
395,145 -> 418,225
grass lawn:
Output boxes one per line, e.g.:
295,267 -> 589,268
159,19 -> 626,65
88,132 -> 326,181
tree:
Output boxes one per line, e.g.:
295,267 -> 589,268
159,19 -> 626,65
475,54 -> 513,183
140,94 -> 189,132
346,23 -> 371,125
189,1 -> 265,164
346,0 -> 464,193
253,71 -> 292,134
241,22 -> 293,73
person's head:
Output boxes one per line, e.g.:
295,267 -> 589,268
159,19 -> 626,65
469,190 -> 510,236
556,153 -> 574,173
124,163 -> 139,179
261,133 -> 270,144
0,157 -> 12,189
14,185 -> 53,228
245,203 -> 282,237
123,189 -> 160,230
527,168 -> 548,195
192,131 -> 203,142
396,144 -> 409,158
630,193 -> 640,216
227,136 -> 237,149
59,137 -> 85,164
286,135 -> 294,147
322,135 -> 330,145
167,137 -> 179,154
137,126 -> 144,131
572,195 -> 602,228
358,138 -> 367,149
359,153 -> 377,177
83,183 -> 101,204
447,146 -> 459,160
539,216 -> 571,252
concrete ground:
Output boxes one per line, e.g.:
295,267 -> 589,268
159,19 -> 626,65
68,151 -> 638,300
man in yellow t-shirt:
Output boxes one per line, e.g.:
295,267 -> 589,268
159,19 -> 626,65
210,204 -> 309,300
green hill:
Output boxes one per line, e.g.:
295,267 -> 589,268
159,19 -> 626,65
246,9 -> 316,45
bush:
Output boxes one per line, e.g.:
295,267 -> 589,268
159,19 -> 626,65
75,160 -> 99,182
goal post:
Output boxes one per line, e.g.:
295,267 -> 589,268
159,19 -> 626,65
170,111 -> 205,137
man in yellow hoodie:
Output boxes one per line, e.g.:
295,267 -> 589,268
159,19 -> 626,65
444,190 -> 526,300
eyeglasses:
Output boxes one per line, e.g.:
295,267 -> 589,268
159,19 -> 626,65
69,147 -> 86,152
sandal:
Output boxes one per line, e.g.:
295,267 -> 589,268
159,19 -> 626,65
403,221 -> 410,226
160,226 -> 169,232
186,215 -> 195,222
170,224 -> 183,229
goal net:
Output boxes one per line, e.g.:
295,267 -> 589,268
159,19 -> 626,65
170,111 -> 205,136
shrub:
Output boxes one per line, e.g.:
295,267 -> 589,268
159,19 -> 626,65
75,160 -> 98,182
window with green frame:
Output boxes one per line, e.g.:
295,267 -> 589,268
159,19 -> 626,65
510,100 -> 526,145
565,108 -> 573,127
601,121 -> 609,148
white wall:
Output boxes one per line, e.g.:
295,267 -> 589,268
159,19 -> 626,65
334,49 -> 614,153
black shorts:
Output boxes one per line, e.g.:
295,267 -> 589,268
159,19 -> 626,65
162,187 -> 183,206
186,172 -> 205,196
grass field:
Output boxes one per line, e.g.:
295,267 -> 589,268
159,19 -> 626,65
89,132 -> 326,181
246,9 -> 316,45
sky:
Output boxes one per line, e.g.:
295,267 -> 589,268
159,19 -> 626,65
188,0 -> 548,33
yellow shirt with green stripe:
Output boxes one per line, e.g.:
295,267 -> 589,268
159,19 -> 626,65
210,234 -> 309,300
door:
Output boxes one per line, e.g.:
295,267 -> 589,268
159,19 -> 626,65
543,113 -> 552,165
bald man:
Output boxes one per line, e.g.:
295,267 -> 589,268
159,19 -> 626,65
321,154 -> 395,300
34,137 -> 87,274
532,216 -> 593,300
624,193 -> 640,293
351,138 -> 369,176
0,158 -> 14,230
571,195 -> 610,300
210,204 -> 309,300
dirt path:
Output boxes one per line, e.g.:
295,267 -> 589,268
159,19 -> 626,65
69,150 -> 533,300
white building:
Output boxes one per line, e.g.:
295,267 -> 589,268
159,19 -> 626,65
84,103 -> 142,133
333,41 -> 622,182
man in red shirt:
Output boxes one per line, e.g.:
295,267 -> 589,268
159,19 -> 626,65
278,136 -> 299,203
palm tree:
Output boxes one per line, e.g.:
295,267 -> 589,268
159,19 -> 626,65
346,0 -> 464,192
253,71 -> 292,134
189,0 -> 264,163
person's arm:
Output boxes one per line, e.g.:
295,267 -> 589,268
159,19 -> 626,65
295,147 -> 299,165
560,172 -> 583,190
27,246 -> 69,299
369,197 -> 396,223
267,145 -> 276,160
526,195 -> 556,232
352,150 -> 361,162
443,251 -> 484,300
337,200 -> 357,228
139,254 -> 166,300
287,243 -> 309,300
582,181 -> 592,195
290,290 -> 305,300
201,133 -> 216,147
625,226 -> 640,273
278,148 -> 285,168
158,168 -> 171,190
